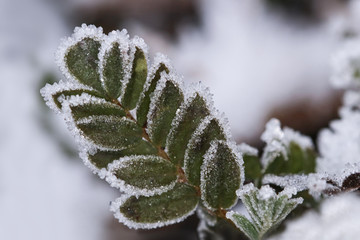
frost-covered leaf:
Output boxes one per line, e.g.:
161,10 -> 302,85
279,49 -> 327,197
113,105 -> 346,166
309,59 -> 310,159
110,183 -> 199,229
147,78 -> 184,148
230,183 -> 303,240
86,141 -> 157,169
121,40 -> 148,110
65,38 -> 104,93
261,119 -> 316,175
106,155 -> 177,196
70,101 -> 126,120
76,116 -> 143,150
200,140 -> 244,210
226,212 -> 259,240
184,117 -> 226,186
99,30 -> 130,99
136,54 -> 170,127
167,93 -> 210,166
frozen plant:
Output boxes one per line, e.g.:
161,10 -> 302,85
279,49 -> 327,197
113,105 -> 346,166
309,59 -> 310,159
41,24 -> 360,240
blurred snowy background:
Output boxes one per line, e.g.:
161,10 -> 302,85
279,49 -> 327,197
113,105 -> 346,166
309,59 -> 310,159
1,0 -> 359,239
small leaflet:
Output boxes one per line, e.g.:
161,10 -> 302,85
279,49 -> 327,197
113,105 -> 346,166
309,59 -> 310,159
121,36 -> 149,110
56,24 -> 104,92
184,116 -> 226,186
147,74 -> 184,148
98,29 -> 130,99
200,140 -> 244,210
105,155 -> 177,197
136,53 -> 171,127
110,183 -> 199,229
166,92 -> 210,166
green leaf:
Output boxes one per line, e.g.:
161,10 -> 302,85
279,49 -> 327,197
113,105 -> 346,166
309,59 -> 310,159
185,118 -> 226,186
108,155 -> 177,195
147,80 -> 184,148
243,154 -> 262,182
136,62 -> 169,127
113,183 -> 199,228
201,141 -> 243,210
102,42 -> 125,98
70,102 -> 126,120
167,94 -> 210,166
227,212 -> 259,240
65,38 -> 104,93
265,142 -> 316,175
121,47 -> 148,110
88,141 -> 158,169
76,116 -> 143,149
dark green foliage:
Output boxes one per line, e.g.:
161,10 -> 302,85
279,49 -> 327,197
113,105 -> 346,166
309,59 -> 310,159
229,213 -> 259,240
185,119 -> 226,186
88,141 -> 157,169
136,63 -> 169,127
265,142 -> 316,175
119,183 -> 198,223
65,38 -> 104,93
70,102 -> 126,120
201,141 -> 242,210
113,156 -> 177,190
76,116 -> 143,149
167,94 -> 210,166
148,80 -> 184,148
121,47 -> 148,110
243,155 -> 262,183
102,42 -> 124,98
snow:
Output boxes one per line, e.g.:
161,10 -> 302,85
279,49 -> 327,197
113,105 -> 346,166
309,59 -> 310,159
260,118 -> 314,168
269,193 -> 360,240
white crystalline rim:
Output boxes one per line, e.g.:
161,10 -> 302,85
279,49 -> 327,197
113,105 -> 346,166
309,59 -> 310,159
200,140 -> 244,211
79,149 -> 107,176
40,80 -> 93,113
238,143 -> 259,156
119,35 -> 150,102
146,71 -> 184,139
257,185 -> 277,200
110,194 -> 198,230
98,29 -> 131,91
283,127 -> 314,150
56,24 -> 105,84
105,155 -> 177,197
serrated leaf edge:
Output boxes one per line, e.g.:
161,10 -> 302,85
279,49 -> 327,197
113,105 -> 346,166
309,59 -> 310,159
110,194 -> 198,229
